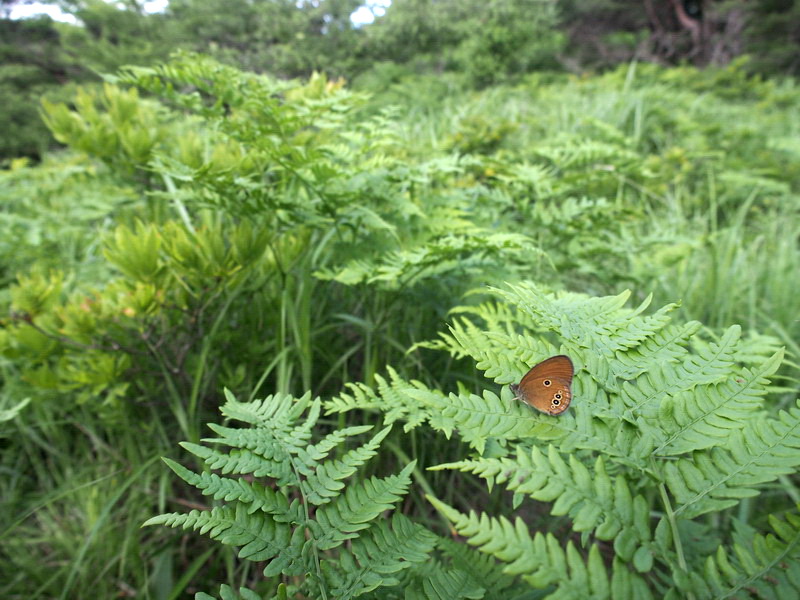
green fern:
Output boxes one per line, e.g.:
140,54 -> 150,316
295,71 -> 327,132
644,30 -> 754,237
664,402 -> 800,519
427,496 -> 652,600
326,366 -> 448,432
152,282 -> 800,598
698,510 -> 800,599
145,389 -> 433,598
653,349 -> 782,456
315,231 -> 543,289
321,514 -> 438,599
432,446 -> 654,568
432,536 -> 527,599
148,388 -> 528,599
324,282 -> 800,598
402,567 -> 485,600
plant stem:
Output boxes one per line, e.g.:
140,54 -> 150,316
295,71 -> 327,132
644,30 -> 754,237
659,482 -> 695,600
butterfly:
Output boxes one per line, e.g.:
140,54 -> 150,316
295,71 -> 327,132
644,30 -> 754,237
509,355 -> 574,416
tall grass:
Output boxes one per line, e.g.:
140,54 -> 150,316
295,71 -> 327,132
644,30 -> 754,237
2,58 -> 799,596
372,61 -> 800,349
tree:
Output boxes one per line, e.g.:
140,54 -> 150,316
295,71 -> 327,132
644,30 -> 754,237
362,0 -> 565,85
0,15 -> 80,159
57,0 -> 178,74
166,0 -> 363,77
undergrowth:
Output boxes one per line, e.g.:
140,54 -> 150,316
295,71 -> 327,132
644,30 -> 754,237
154,284 -> 800,598
2,56 -> 800,598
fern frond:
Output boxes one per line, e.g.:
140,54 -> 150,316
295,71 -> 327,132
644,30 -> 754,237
449,299 -> 529,334
220,389 -> 313,430
427,497 -> 652,599
607,320 -> 700,382
330,360 -> 656,464
212,390 -> 320,473
196,583 -> 267,600
149,390 -> 428,594
601,299 -> 679,353
313,462 -> 416,550
493,284 -> 683,371
432,389 -> 557,454
664,401 -> 800,518
535,408 -> 635,467
375,367 -> 443,431
439,284 -> 693,397
618,325 -> 742,421
303,425 -> 393,505
733,331 -> 786,366
316,232 -> 543,289
304,424 -> 375,461
433,446 -> 653,566
179,441 -> 297,485
493,283 -> 628,336
323,514 -> 438,600
162,458 -> 301,521
446,314 -> 556,384
403,567 -> 485,600
535,138 -> 640,170
679,510 -> 800,599
325,380 -> 381,413
654,350 -> 783,455
205,392 -> 391,499
436,537 -> 522,597
325,366 -> 449,433
144,505 -> 292,563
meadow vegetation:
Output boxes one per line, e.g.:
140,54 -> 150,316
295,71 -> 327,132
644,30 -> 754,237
2,38 -> 800,599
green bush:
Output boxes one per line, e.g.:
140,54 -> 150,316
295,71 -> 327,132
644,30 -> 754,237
2,54 -> 548,461
0,16 -> 81,161
3,55 -> 800,598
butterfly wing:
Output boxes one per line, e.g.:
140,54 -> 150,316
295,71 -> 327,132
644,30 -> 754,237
519,355 -> 574,385
512,355 -> 574,416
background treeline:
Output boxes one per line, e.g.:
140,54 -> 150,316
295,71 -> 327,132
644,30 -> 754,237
2,0 -> 800,161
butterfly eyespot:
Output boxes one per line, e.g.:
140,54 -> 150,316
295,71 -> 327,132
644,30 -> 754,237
552,399 -> 560,406
555,393 -> 562,400
543,380 -> 551,386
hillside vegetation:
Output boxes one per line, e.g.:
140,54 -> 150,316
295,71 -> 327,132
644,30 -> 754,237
2,46 -> 800,599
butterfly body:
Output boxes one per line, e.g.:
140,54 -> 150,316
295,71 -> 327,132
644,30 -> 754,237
510,355 -> 574,416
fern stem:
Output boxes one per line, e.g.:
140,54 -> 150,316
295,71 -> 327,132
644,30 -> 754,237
288,454 -> 329,600
658,482 -> 695,600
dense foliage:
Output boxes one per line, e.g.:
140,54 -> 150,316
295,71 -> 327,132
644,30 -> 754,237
0,16 -> 82,159
2,51 -> 800,598
3,0 -> 800,162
